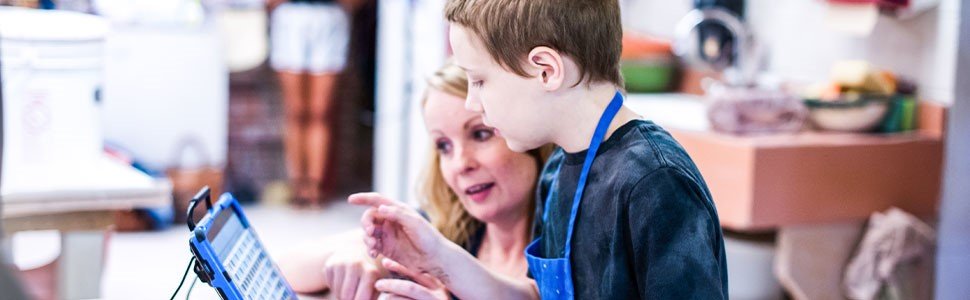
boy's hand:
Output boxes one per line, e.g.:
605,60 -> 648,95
348,193 -> 450,283
375,257 -> 449,300
321,244 -> 384,300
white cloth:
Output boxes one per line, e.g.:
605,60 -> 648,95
269,2 -> 349,74
843,207 -> 936,300
704,81 -> 807,135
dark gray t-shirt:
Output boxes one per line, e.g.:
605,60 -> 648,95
533,119 -> 728,299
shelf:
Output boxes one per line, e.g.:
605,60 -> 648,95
671,128 -> 944,230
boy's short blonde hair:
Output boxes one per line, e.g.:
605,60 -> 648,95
445,0 -> 624,87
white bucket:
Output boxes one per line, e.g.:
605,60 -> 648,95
0,8 -> 110,194
725,234 -> 783,299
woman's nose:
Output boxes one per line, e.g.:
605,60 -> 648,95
454,145 -> 479,174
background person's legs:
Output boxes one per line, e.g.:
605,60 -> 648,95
277,71 -> 310,204
300,3 -> 349,206
305,73 -> 340,204
271,2 -> 349,206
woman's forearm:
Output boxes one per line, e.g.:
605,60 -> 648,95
432,242 -> 539,300
277,240 -> 332,293
278,229 -> 365,293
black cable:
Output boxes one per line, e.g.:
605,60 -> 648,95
170,257 -> 196,300
185,275 -> 198,300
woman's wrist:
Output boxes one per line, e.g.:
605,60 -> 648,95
436,245 -> 537,300
423,239 -> 467,285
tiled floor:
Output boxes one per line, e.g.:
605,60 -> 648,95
100,200 -> 366,299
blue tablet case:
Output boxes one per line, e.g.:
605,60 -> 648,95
187,188 -> 297,300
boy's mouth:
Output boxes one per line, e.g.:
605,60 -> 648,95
465,182 -> 495,202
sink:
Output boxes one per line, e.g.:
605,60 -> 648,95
625,93 -> 709,131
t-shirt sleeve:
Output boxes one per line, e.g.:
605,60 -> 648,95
627,167 -> 726,299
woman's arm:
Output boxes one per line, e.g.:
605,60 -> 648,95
431,240 -> 538,300
277,230 -> 354,293
277,229 -> 385,299
349,193 -> 539,300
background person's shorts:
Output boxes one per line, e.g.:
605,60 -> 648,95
270,2 -> 349,74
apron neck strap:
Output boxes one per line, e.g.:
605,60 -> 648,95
563,91 -> 624,258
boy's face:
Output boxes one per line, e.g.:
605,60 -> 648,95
449,25 -> 549,153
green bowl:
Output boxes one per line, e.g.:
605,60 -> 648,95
621,59 -> 677,93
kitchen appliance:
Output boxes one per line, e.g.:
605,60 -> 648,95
674,0 -> 759,87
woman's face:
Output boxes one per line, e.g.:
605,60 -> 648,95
423,88 -> 539,224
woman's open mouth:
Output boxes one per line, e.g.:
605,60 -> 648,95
465,182 -> 495,203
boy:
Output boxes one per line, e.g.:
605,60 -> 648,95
351,0 -> 728,299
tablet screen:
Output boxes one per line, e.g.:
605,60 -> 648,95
209,207 -> 246,258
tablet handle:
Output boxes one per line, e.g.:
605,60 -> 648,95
187,186 -> 213,231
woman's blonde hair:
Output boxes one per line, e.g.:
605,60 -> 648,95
420,61 -> 551,248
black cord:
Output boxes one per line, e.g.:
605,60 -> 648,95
171,257 -> 196,300
185,275 -> 198,300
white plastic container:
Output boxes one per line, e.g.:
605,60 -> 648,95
725,234 -> 784,299
0,8 -> 110,193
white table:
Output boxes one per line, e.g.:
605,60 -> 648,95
2,157 -> 171,300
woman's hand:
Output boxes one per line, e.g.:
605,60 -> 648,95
349,193 -> 539,300
322,244 -> 384,300
375,258 -> 449,300
348,193 -> 451,283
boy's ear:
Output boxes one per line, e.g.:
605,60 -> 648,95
527,46 -> 565,91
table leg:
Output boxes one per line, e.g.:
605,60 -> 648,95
58,231 -> 105,300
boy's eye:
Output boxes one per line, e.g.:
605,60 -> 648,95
472,128 -> 493,141
435,139 -> 453,154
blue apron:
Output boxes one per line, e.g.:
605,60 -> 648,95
525,91 -> 624,299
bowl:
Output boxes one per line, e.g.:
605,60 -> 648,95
620,56 -> 678,93
804,96 -> 891,132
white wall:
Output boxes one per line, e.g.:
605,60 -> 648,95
102,25 -> 228,170
374,0 -> 446,204
373,0 -> 411,201
623,0 -> 960,104
935,2 -> 970,297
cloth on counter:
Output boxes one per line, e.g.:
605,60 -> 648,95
843,207 -> 936,300
705,82 -> 808,135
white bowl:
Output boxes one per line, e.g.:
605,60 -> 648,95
805,98 -> 890,132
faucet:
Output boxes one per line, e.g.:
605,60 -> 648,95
673,7 -> 760,87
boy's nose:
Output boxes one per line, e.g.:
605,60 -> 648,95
464,95 -> 484,113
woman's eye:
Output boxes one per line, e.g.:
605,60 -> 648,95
472,80 -> 484,88
472,128 -> 493,141
435,139 -> 452,154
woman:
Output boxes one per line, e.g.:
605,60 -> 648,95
278,62 -> 549,299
